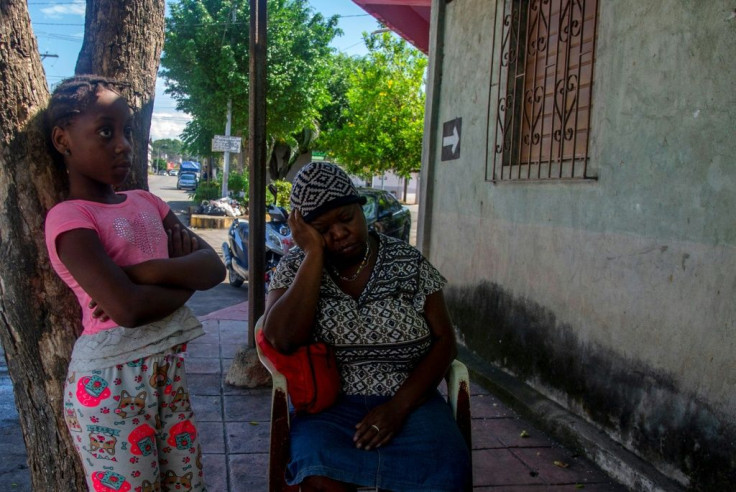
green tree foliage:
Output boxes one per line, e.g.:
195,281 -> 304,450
161,0 -> 340,175
151,138 -> 185,161
319,53 -> 360,135
152,157 -> 168,172
322,32 -> 427,179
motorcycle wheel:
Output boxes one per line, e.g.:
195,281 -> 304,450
228,264 -> 244,287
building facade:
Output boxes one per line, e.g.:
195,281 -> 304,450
417,1 -> 735,488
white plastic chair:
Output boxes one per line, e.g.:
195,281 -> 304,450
254,317 -> 472,491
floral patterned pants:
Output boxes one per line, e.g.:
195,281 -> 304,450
64,345 -> 205,492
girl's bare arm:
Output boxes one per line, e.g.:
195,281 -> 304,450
56,228 -> 196,327
122,211 -> 225,291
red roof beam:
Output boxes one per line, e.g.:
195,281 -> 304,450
353,1 -> 431,54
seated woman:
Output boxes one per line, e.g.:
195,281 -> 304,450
262,162 -> 471,492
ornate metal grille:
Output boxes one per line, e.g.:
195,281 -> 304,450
488,0 -> 598,181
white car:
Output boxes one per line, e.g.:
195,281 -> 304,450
177,172 -> 198,190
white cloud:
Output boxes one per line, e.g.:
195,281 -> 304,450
150,112 -> 192,141
42,2 -> 85,17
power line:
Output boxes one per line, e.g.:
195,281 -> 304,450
35,31 -> 84,42
30,13 -> 370,28
33,22 -> 84,25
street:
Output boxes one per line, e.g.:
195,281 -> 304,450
148,174 -> 247,317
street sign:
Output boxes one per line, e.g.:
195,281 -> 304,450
441,117 -> 462,161
212,135 -> 242,153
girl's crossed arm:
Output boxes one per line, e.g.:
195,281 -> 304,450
122,211 -> 225,291
57,211 -> 225,328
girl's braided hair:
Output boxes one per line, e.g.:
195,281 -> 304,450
44,74 -> 128,165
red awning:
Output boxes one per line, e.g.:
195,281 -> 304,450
352,0 -> 431,54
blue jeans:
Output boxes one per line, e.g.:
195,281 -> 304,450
287,391 -> 470,491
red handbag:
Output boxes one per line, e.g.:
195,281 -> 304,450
256,330 -> 340,414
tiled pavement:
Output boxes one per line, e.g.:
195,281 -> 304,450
191,301 -> 628,491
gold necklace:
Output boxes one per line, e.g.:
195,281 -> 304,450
331,241 -> 371,282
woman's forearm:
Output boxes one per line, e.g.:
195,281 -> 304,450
391,334 -> 456,414
263,251 -> 324,352
391,290 -> 458,414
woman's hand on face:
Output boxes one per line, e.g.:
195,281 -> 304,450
288,209 -> 324,255
168,224 -> 199,258
353,400 -> 409,451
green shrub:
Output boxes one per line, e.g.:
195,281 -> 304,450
269,180 -> 292,210
228,171 -> 249,197
191,180 -> 220,202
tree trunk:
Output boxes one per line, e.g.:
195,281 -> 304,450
0,2 -> 86,489
1,1 -> 166,489
76,0 -> 166,192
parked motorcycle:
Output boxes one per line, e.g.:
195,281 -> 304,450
222,186 -> 293,288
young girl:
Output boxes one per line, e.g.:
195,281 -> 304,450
44,75 -> 225,492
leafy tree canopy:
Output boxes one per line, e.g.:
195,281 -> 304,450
151,138 -> 185,158
322,32 -> 427,179
161,0 -> 340,163
319,53 -> 360,135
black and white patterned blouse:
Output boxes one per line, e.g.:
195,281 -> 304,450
269,233 -> 447,396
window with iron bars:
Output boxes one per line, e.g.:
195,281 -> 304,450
488,0 -> 598,182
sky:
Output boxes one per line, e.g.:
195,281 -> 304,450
27,0 -> 384,141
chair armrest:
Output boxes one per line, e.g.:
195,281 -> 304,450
255,317 -> 290,401
445,359 -> 472,452
446,360 -> 469,419
255,317 -> 297,491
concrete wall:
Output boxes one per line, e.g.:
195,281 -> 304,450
423,0 -> 736,487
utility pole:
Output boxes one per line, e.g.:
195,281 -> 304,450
222,98 -> 232,197
221,5 -> 237,198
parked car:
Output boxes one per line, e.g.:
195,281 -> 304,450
168,169 -> 179,176
358,188 -> 411,242
177,172 -> 198,190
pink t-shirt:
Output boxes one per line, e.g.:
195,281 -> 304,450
45,190 -> 171,335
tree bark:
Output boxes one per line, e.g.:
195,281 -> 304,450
0,2 -> 86,489
76,0 -> 166,192
1,1 -> 166,489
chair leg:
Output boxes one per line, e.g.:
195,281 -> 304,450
268,388 -> 298,491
